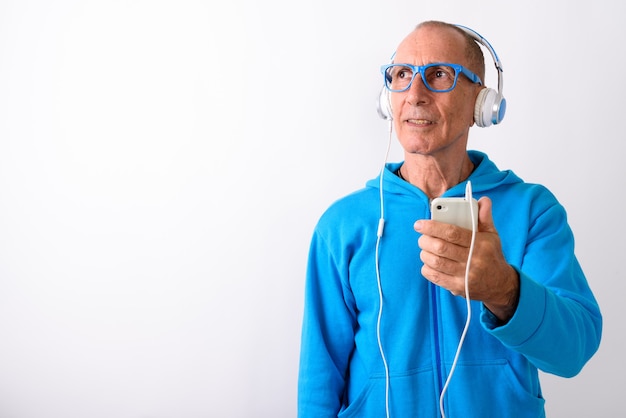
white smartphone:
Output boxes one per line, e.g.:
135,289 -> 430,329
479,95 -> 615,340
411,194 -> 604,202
430,197 -> 478,230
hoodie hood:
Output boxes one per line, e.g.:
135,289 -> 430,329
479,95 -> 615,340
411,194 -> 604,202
365,150 -> 523,200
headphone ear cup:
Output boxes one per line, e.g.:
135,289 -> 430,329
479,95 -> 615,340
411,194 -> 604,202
377,86 -> 393,121
474,88 -> 506,127
474,88 -> 496,127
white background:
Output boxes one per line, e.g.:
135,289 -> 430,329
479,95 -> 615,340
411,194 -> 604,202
0,0 -> 623,416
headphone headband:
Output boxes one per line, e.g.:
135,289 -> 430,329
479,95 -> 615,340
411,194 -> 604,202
454,24 -> 504,87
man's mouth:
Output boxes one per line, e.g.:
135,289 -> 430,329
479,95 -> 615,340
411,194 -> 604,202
407,119 -> 434,125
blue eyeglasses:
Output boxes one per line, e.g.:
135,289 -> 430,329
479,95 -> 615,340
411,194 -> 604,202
381,62 -> 483,93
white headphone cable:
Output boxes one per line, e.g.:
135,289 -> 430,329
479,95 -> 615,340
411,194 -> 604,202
375,120 -> 393,418
439,181 -> 477,418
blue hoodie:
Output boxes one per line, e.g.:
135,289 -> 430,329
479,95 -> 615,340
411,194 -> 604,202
298,151 -> 602,418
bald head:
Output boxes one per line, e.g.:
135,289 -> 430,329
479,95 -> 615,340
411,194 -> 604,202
403,21 -> 485,83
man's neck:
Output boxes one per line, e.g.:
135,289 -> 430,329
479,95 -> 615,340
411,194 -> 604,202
399,152 -> 474,199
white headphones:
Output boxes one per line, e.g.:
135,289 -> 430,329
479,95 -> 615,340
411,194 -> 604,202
376,24 -> 506,128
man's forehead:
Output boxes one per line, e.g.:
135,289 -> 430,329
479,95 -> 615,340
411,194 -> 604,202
394,27 -> 467,64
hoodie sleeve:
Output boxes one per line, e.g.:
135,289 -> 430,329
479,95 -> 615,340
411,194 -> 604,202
480,193 -> 602,377
298,228 -> 357,417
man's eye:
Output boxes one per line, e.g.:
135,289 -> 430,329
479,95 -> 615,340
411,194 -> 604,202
435,68 -> 452,78
397,68 -> 412,79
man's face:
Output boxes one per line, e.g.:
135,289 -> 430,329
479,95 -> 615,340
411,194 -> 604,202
390,25 -> 482,157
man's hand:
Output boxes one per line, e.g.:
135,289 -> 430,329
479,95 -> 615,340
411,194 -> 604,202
415,196 -> 519,323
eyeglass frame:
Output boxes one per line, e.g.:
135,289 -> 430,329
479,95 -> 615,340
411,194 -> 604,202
380,62 -> 483,93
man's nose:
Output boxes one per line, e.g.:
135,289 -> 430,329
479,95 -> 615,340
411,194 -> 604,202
405,73 -> 431,104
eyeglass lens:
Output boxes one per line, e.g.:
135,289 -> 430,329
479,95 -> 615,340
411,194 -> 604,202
385,64 -> 457,92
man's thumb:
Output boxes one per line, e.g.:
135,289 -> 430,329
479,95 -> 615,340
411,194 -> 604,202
477,196 -> 497,233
